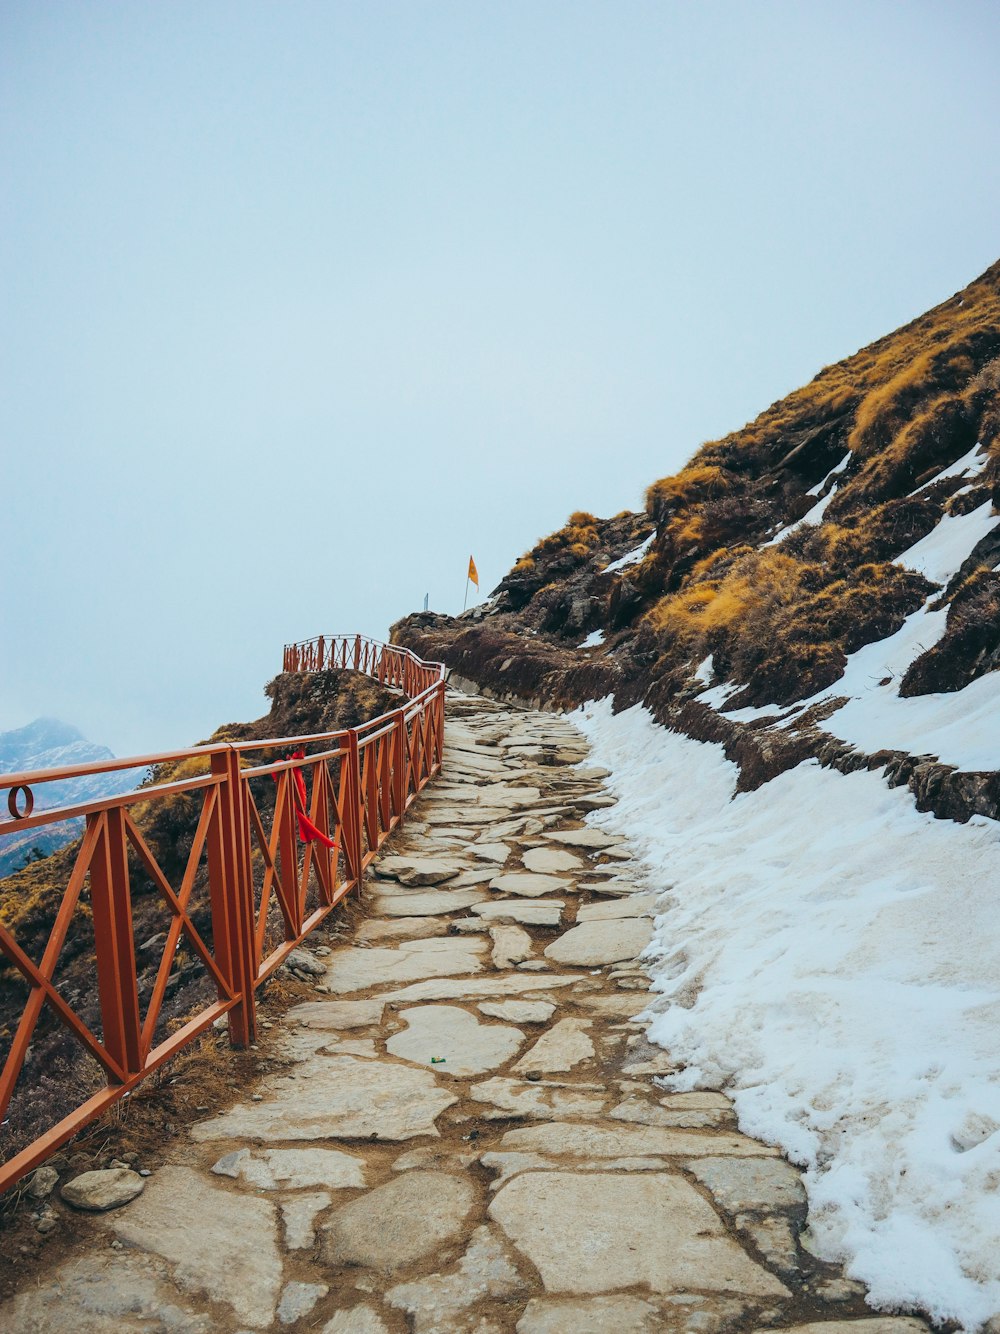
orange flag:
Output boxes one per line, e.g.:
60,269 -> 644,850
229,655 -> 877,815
468,555 -> 479,587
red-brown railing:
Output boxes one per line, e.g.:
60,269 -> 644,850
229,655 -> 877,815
0,636 -> 445,1192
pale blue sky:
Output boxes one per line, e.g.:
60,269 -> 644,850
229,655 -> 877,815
3,0 -> 999,755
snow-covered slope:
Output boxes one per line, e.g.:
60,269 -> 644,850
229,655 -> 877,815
576,697 -> 1000,1331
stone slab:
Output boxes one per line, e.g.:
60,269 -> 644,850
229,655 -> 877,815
496,1122 -> 780,1159
356,918 -> 450,942
424,807 -> 510,826
576,893 -> 658,921
211,1146 -> 366,1190
544,919 -> 652,966
479,1000 -> 556,1024
392,1146 -> 479,1173
281,1192 -> 331,1249
471,900 -> 565,926
489,1172 -> 788,1297
610,1101 -> 732,1131
490,872 -> 571,898
377,974 -> 581,1003
620,1039 -> 676,1076
470,1078 -> 606,1121
661,1091 -> 734,1109
474,842 -> 512,863
386,1005 -> 525,1076
522,848 -> 585,874
0,1252 -> 213,1334
278,1282 -> 328,1325
395,858 -> 467,886
513,1019 -> 595,1074
373,889 -> 488,918
386,1225 -> 525,1331
545,829 -> 623,849
517,1295 -> 662,1333
450,867 -> 504,887
480,1152 -> 672,1191
490,924 -> 533,967
684,1156 -> 807,1213
104,1166 -> 282,1328
738,1212 -> 800,1276
321,1170 -> 476,1274
323,937 -> 486,991
322,1308 -> 390,1333
575,993 -> 648,1019
191,1055 -> 456,1143
584,878 -> 646,896
288,999 -> 386,1030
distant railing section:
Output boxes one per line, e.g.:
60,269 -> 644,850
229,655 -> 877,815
0,636 -> 445,1193
283,633 -> 443,699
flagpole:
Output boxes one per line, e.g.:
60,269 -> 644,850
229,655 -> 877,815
463,576 -> 470,612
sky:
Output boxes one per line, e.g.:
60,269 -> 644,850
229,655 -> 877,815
2,0 -> 999,757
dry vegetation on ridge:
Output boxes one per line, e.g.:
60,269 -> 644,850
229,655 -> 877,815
395,258 -> 1000,753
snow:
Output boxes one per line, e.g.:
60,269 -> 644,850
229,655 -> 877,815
917,442 -> 988,492
769,500 -> 1000,770
806,451 -> 851,497
763,482 -> 841,548
573,696 -> 1000,1330
693,654 -> 714,684
603,533 -> 654,573
763,452 -> 852,548
807,603 -> 1000,771
696,678 -> 740,709
893,500 -> 996,586
580,628 -> 605,648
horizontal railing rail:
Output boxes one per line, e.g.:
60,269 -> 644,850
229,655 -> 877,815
0,635 -> 445,1193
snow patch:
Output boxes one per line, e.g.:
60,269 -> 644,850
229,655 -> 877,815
573,696 -> 1000,1331
917,442 -> 988,492
580,628 -> 605,649
893,501 -> 997,586
764,484 -> 840,548
603,533 -> 654,574
693,654 -> 714,685
806,451 -> 851,497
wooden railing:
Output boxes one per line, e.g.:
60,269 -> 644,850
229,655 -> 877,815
0,636 -> 445,1192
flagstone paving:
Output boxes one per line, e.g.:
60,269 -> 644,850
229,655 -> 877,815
0,690 -> 933,1333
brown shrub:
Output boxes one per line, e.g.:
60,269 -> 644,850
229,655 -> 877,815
645,465 -> 732,524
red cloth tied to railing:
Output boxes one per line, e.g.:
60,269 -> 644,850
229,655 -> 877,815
281,750 -> 338,850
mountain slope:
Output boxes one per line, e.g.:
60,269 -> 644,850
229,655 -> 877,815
396,258 -> 1000,823
394,258 -> 1000,1331
0,719 -> 144,877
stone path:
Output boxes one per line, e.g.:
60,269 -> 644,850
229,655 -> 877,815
1,691 -> 932,1333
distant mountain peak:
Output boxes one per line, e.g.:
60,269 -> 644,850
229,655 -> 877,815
3,717 -> 88,751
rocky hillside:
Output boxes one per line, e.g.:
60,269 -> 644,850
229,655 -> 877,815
395,258 -> 1000,823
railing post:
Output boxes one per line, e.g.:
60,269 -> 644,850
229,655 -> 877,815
341,729 -> 364,883
207,749 -> 257,1046
433,681 -> 446,774
317,635 -> 325,671
88,808 -> 143,1076
353,635 -> 361,671
392,709 -> 407,819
